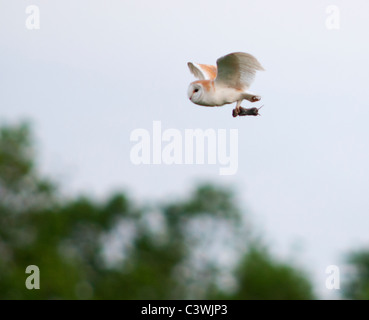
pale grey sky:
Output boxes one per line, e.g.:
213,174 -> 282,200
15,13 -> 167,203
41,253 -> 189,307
1,0 -> 369,299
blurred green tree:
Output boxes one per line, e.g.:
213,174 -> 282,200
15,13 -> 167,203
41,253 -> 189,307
217,245 -> 315,300
342,250 -> 369,299
0,122 -> 316,300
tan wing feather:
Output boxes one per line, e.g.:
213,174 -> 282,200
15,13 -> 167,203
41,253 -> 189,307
187,62 -> 217,80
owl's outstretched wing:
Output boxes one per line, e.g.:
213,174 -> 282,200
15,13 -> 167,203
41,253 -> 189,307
215,52 -> 264,90
187,62 -> 217,80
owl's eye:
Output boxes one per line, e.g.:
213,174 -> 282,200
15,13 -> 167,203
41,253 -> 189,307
194,88 -> 199,93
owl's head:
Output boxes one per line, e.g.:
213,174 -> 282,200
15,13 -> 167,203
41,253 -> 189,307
187,82 -> 204,105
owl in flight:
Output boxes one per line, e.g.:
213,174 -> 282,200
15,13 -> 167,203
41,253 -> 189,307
187,52 -> 264,117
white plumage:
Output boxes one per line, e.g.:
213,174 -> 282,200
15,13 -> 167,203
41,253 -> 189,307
187,52 -> 264,116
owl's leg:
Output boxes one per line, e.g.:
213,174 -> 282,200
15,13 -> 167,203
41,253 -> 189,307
232,100 -> 243,117
243,92 -> 261,102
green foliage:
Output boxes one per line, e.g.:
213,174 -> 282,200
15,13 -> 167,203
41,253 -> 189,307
0,122 -> 316,300
221,245 -> 315,300
343,250 -> 369,299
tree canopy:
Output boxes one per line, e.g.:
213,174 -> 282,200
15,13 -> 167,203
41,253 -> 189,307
0,122 -> 316,299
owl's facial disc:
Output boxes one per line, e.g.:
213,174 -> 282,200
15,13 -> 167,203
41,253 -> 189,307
188,83 -> 203,104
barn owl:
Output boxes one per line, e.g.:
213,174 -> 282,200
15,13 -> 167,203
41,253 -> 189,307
187,52 -> 264,117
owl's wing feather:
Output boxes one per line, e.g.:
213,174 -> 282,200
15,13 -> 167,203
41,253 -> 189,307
215,52 -> 264,90
187,62 -> 217,80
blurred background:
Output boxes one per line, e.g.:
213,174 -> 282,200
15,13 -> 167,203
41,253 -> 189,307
1,0 -> 369,299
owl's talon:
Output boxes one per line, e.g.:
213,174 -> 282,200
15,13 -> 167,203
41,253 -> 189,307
232,109 -> 239,117
251,96 -> 261,102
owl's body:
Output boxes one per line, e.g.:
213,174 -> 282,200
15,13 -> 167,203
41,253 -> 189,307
187,52 -> 264,116
189,80 -> 253,106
